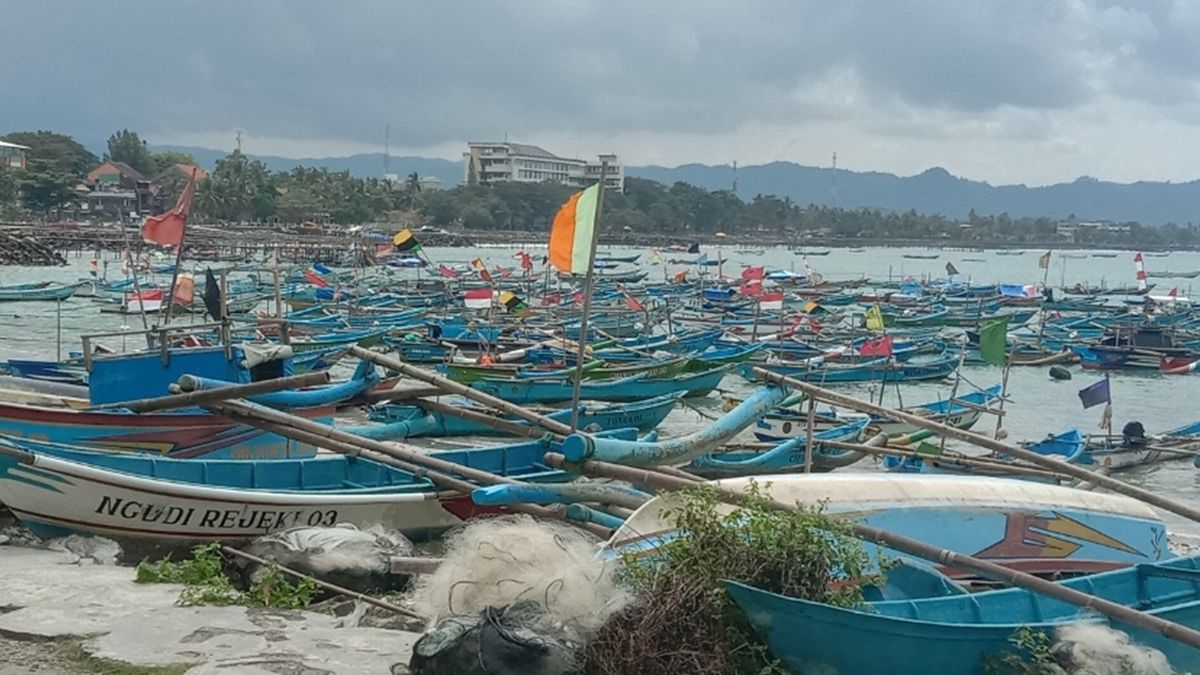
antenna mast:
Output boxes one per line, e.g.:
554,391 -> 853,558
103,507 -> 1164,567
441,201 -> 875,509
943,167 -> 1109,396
830,151 -> 838,208
732,160 -> 738,193
384,124 -> 391,177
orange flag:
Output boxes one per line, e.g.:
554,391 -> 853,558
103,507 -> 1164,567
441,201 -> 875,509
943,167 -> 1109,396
142,170 -> 196,247
549,184 -> 599,274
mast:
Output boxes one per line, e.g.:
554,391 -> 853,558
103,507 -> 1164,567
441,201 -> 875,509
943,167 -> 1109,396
568,162 -> 609,432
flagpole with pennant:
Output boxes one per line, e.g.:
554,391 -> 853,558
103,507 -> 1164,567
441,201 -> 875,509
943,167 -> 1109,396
150,168 -> 198,326
1036,250 -> 1052,348
550,163 -> 608,432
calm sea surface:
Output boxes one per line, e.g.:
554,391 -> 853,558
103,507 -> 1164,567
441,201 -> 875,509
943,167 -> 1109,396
2,244 -> 1199,536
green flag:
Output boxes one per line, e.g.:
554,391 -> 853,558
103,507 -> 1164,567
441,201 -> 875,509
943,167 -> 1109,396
915,442 -> 943,456
978,317 -> 1009,365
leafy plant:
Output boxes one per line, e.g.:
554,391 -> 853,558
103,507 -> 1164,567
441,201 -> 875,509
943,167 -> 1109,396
584,482 -> 882,675
136,543 -> 317,609
983,626 -> 1059,675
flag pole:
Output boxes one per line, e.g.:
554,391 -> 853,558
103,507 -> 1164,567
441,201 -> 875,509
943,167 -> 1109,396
162,169 -> 197,326
569,162 -> 608,433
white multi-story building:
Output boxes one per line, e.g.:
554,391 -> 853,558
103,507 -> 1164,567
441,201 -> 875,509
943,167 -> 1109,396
463,142 -> 623,191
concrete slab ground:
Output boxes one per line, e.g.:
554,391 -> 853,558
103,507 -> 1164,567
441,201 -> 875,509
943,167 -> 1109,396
0,545 -> 418,674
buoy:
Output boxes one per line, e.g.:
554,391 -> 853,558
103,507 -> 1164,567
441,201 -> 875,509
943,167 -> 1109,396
1049,365 -> 1072,381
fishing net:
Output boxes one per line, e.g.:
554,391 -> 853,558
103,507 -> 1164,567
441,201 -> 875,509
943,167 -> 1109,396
240,523 -> 413,593
407,515 -> 631,674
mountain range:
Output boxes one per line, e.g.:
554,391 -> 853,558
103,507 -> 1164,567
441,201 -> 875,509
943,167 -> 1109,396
154,145 -> 1200,225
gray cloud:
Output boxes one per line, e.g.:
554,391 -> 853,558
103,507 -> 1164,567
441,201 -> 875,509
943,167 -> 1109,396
3,1 -> 1200,183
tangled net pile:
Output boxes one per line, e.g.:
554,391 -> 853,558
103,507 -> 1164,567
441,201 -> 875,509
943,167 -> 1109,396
411,515 -> 630,645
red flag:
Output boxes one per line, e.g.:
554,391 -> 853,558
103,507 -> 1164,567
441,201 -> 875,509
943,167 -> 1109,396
621,287 -> 646,312
171,273 -> 195,306
860,335 -> 894,357
1134,252 -> 1143,263
740,279 -> 763,297
1169,287 -> 1179,298
574,291 -> 586,305
438,264 -> 459,279
471,258 -> 493,283
304,269 -> 329,287
741,265 -> 765,281
142,170 -> 196,247
515,251 -> 533,271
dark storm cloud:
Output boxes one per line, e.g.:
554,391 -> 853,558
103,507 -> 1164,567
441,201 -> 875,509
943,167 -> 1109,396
1,1 -> 1197,153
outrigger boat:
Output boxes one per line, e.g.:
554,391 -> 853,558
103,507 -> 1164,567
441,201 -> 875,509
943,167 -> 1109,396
0,429 -> 633,549
727,554 -> 1200,673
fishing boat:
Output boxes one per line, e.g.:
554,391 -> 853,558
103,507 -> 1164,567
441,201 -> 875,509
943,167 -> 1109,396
754,385 -> 1002,441
0,281 -> 81,302
353,393 -> 681,439
726,554 -> 1200,674
0,429 -> 635,547
687,419 -> 869,475
901,253 -> 940,260
606,474 -> 1166,577
467,366 -> 730,404
740,354 -> 957,385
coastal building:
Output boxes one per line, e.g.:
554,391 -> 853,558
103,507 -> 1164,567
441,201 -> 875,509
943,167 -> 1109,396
0,141 -> 29,169
84,161 -> 153,216
463,142 -> 623,191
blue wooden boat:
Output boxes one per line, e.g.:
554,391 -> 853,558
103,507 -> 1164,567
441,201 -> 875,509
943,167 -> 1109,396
687,419 -> 869,476
467,366 -> 730,404
353,393 -> 681,439
2,359 -> 88,385
0,429 -> 635,545
0,281 -> 81,302
727,555 -> 1200,674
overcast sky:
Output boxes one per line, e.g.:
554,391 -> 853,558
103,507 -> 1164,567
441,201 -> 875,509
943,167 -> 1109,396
5,1 -> 1200,186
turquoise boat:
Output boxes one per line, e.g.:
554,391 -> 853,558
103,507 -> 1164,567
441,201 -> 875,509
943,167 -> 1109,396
0,281 -> 81,302
351,393 -> 682,439
740,354 -> 957,384
686,419 -> 869,476
727,554 -> 1200,674
467,366 -> 730,404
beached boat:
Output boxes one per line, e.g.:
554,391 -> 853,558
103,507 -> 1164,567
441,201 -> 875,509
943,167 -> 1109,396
727,554 -> 1200,673
607,474 -> 1166,581
0,430 -> 636,547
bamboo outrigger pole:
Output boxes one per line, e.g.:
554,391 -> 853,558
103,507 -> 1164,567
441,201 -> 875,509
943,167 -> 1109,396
348,345 -> 575,437
542,452 -> 1200,651
752,367 -> 1200,524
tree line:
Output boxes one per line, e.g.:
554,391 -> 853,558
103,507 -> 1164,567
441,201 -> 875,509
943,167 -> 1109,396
3,129 -> 1199,248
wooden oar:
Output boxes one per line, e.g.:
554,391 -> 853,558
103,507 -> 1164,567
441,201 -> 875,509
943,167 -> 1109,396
544,451 -> 1200,651
751,366 -> 1200,525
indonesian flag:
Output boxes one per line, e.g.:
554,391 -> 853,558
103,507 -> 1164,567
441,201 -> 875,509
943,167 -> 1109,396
758,292 -> 784,311
464,288 -> 492,309
860,335 -> 894,357
142,169 -> 197,247
549,184 -> 600,274
126,288 -> 164,314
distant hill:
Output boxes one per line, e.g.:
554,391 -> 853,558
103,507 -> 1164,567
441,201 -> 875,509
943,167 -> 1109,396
152,145 -> 1200,225
150,145 -> 464,189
